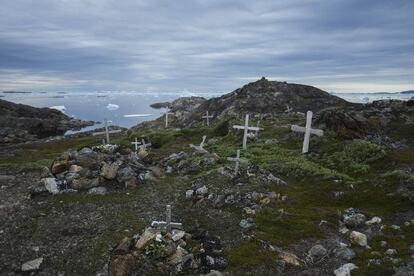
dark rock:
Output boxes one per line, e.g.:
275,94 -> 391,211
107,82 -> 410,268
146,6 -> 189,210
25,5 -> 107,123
71,177 -> 100,190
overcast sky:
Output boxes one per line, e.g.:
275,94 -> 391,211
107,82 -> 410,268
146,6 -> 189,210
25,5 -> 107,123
0,0 -> 413,93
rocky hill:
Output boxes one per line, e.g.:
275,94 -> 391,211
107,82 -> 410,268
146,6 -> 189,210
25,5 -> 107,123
0,99 -> 94,144
195,77 -> 351,118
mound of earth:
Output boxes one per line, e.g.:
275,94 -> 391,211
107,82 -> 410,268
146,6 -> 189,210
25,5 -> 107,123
0,99 -> 94,145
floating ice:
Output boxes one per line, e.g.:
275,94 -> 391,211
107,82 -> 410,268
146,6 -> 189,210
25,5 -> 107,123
106,103 -> 120,111
50,105 -> 66,112
123,114 -> 152,118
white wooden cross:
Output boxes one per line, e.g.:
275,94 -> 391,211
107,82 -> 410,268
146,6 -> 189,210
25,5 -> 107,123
150,205 -> 182,232
285,105 -> 293,113
131,137 -> 142,151
202,111 -> 213,126
92,118 -> 122,144
164,111 -> 175,128
233,114 -> 263,150
139,138 -> 152,150
227,149 -> 247,175
291,110 -> 324,153
189,135 -> 208,153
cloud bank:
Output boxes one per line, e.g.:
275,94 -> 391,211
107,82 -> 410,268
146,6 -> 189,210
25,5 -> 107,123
0,0 -> 413,93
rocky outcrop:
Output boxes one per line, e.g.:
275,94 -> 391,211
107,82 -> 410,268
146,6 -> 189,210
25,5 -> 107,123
195,77 -> 350,119
315,99 -> 414,141
0,99 -> 94,144
150,97 -> 206,112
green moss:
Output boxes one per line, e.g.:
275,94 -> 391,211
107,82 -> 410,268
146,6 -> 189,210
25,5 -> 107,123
149,132 -> 176,148
212,120 -> 230,137
227,240 -> 277,271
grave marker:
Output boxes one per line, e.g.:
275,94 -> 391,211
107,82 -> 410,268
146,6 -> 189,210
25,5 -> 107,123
233,114 -> 263,150
189,135 -> 208,153
164,111 -> 175,128
227,149 -> 247,175
285,105 -> 293,113
150,205 -> 182,232
92,118 -> 122,144
202,111 -> 214,126
291,110 -> 324,153
131,137 -> 142,151
139,138 -> 152,150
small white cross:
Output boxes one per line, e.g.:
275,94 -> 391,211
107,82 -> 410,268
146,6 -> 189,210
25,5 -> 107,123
202,111 -> 214,126
285,105 -> 293,113
227,149 -> 248,175
131,137 -> 142,151
150,205 -> 182,233
291,110 -> 324,153
164,111 -> 175,128
189,135 -> 208,153
92,118 -> 122,144
233,114 -> 263,150
139,138 -> 152,150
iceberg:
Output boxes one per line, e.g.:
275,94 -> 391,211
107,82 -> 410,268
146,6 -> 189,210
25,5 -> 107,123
106,103 -> 120,111
123,114 -> 152,118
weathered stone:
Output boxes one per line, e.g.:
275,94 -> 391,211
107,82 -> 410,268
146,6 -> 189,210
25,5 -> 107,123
394,261 -> 414,276
168,246 -> 188,265
366,216 -> 382,225
196,185 -> 208,196
116,166 -> 136,183
135,228 -> 157,250
21,257 -> 43,271
308,244 -> 327,260
239,218 -> 254,229
343,209 -> 366,227
101,161 -> 122,180
280,252 -> 301,266
71,178 -> 99,190
334,263 -> 358,276
42,177 -> 59,194
51,160 -> 69,174
125,177 -> 138,188
138,148 -> 148,159
185,189 -> 194,198
385,249 -> 397,256
87,186 -> 108,195
350,231 -> 368,247
172,230 -> 186,242
113,237 -> 133,255
109,254 -> 134,276
68,164 -> 83,173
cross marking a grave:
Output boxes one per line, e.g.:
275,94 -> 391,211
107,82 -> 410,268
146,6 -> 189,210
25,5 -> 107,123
139,138 -> 152,150
189,135 -> 208,153
227,149 -> 248,175
150,205 -> 182,232
92,118 -> 122,144
291,110 -> 324,153
285,105 -> 293,113
202,111 -> 214,126
233,114 -> 263,150
131,137 -> 142,151
164,111 -> 175,128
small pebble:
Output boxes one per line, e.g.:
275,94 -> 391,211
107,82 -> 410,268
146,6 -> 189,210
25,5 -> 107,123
385,249 -> 397,256
391,225 -> 401,230
380,241 -> 387,247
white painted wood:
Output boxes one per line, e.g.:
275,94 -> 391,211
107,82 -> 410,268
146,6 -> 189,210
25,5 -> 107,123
189,135 -> 208,153
202,111 -> 213,126
131,137 -> 142,151
232,114 -> 263,150
150,205 -> 182,232
227,149 -> 247,175
164,111 -> 174,128
92,118 -> 122,144
290,111 -> 324,153
139,139 -> 152,150
285,105 -> 293,113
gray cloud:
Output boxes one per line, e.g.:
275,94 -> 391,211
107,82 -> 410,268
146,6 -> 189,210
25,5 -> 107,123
0,0 -> 413,92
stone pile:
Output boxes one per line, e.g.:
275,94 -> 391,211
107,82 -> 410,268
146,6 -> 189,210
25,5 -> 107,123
33,144 -> 152,195
108,227 -> 227,275
160,151 -> 219,174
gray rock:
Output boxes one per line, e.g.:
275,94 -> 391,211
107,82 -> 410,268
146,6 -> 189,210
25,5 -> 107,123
394,261 -> 414,276
87,186 -> 108,195
308,244 -> 327,260
71,177 -> 99,190
185,190 -> 194,198
350,231 -> 368,247
385,249 -> 397,256
239,218 -> 254,229
334,263 -> 358,276
335,247 -> 356,261
100,161 -> 122,180
343,208 -> 366,227
21,257 -> 43,271
42,177 -> 59,194
117,166 -> 136,182
196,185 -> 208,196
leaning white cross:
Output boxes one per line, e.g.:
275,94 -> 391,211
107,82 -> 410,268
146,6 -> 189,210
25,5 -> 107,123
151,205 -> 183,233
164,111 -> 175,128
92,118 -> 122,144
131,137 -> 142,151
139,138 -> 152,150
233,114 -> 263,150
189,135 -> 208,153
291,110 -> 324,153
227,149 -> 248,175
202,111 -> 214,126
285,105 -> 293,113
